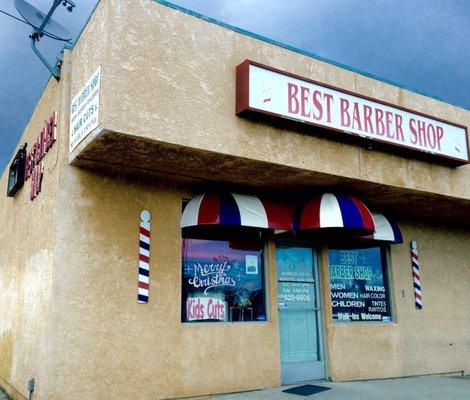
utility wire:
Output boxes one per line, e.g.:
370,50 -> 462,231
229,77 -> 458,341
0,7 -> 73,43
0,7 -> 30,25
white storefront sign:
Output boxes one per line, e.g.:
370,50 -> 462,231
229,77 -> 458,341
236,61 -> 469,165
69,66 -> 101,152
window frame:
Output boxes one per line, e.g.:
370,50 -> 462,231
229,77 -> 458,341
180,234 -> 270,325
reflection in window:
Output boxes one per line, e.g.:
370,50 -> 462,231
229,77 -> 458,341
182,238 -> 266,323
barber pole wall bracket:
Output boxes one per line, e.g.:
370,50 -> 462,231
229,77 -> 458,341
410,241 -> 422,309
138,210 -> 151,303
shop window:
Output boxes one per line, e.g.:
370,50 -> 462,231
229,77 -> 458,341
6,145 -> 26,197
328,247 -> 392,322
181,235 -> 267,323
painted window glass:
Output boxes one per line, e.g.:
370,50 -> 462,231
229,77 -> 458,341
328,247 -> 392,322
182,238 -> 266,323
276,246 -> 321,364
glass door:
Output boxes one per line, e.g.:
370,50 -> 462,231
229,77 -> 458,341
276,244 -> 325,383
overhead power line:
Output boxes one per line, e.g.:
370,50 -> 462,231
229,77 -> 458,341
0,7 -> 30,25
0,7 -> 73,43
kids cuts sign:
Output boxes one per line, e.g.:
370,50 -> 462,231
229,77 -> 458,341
186,297 -> 226,321
236,61 -> 469,165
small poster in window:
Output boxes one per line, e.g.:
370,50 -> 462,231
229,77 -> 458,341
245,255 -> 258,274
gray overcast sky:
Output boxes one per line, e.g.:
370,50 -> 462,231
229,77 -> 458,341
1,0 -> 469,173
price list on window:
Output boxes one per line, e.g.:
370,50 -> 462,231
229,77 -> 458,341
277,246 -> 316,311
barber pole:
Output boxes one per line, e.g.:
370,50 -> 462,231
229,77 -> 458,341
410,241 -> 422,309
138,210 -> 151,303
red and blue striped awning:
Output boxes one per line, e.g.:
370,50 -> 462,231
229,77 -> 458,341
182,192 -> 402,244
294,193 -> 375,234
365,212 -> 403,243
181,193 -> 293,230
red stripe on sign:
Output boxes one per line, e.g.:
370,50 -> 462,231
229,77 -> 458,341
139,254 -> 150,263
138,281 -> 149,290
413,272 -> 420,280
415,293 -> 422,300
411,253 -> 419,262
198,193 -> 220,225
140,227 -> 151,237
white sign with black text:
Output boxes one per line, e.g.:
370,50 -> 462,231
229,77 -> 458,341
69,66 -> 101,152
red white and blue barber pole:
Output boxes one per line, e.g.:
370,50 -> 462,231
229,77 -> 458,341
410,241 -> 422,309
138,210 -> 151,303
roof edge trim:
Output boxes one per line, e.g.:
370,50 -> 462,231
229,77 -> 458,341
69,0 -> 102,51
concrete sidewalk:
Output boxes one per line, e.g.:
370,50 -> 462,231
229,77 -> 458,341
187,374 -> 470,400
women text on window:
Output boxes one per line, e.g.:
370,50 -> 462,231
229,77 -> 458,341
328,247 -> 392,322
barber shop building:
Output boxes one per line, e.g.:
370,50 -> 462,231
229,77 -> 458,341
1,1 -> 469,399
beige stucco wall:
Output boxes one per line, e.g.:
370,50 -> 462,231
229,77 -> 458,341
69,0 -> 470,206
61,0 -> 469,393
323,220 -> 470,381
42,169 -> 281,400
1,0 -> 470,399
0,78 -> 62,400
42,169 -> 470,399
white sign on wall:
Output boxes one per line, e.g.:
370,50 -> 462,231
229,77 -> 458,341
236,61 -> 469,165
69,66 -> 101,153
